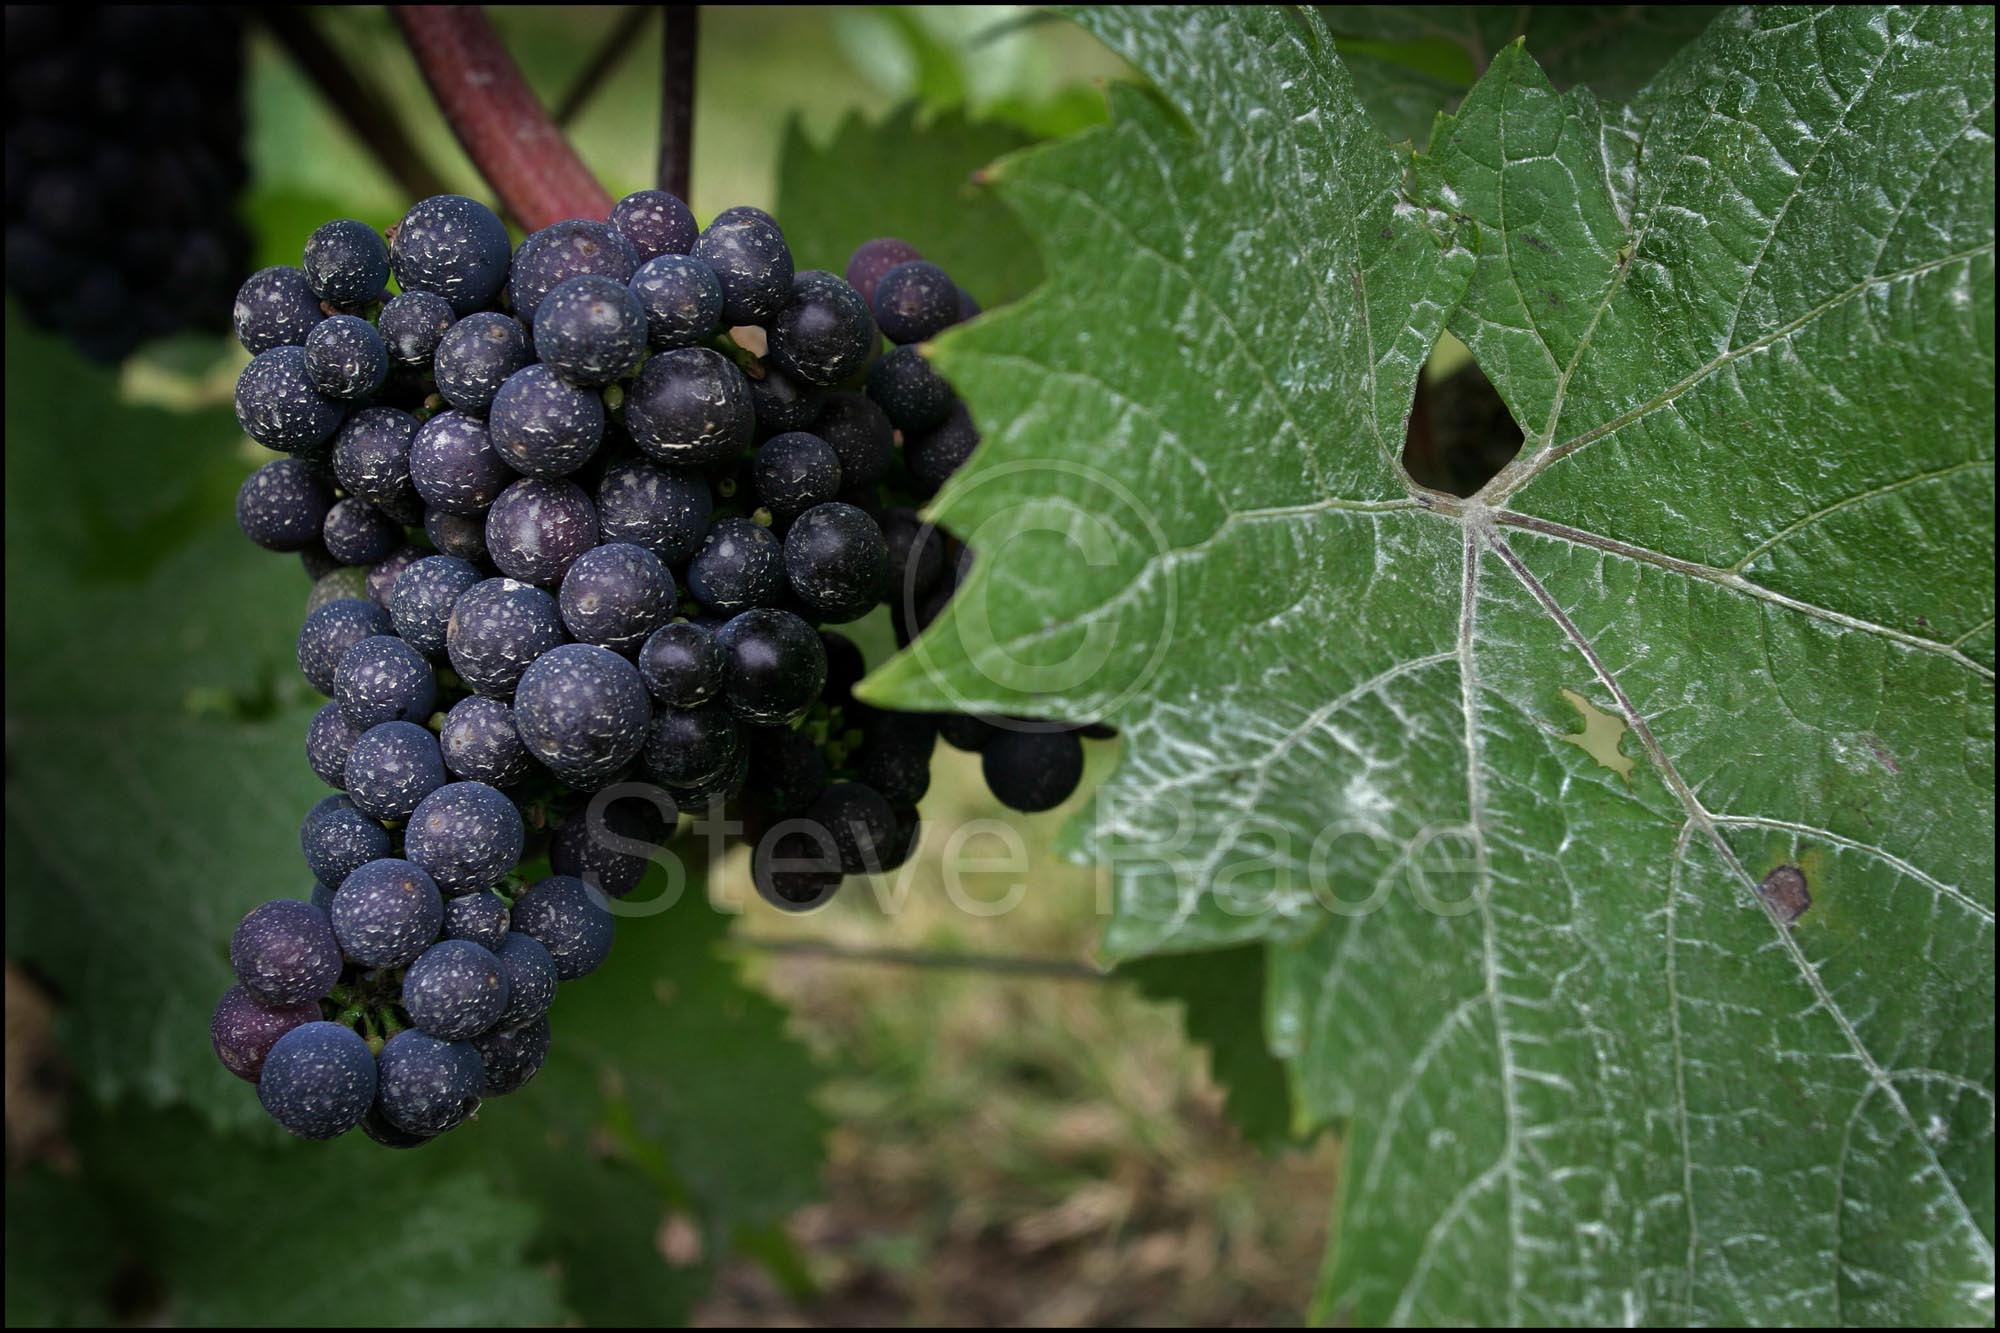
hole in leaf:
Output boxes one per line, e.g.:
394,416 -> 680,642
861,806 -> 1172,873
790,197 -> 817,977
1403,338 -> 1522,497
1557,688 -> 1634,784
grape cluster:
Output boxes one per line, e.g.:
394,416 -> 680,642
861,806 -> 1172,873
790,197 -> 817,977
4,6 -> 250,362
216,190 -> 1109,1143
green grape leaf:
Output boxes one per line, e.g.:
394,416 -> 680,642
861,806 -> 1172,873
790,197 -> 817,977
58,1106 -> 563,1326
1325,5 -> 1726,143
4,1169 -> 118,1327
861,5 -> 1995,1324
4,317 -> 327,1133
1122,945 -> 1299,1150
776,103 -> 1043,306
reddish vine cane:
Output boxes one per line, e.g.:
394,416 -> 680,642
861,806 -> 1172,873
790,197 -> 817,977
392,5 -> 614,228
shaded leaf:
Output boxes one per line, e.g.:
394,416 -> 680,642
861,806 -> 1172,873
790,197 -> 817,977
777,103 -> 1042,306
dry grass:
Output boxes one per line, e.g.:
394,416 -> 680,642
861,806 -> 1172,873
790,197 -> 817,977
703,745 -> 1338,1327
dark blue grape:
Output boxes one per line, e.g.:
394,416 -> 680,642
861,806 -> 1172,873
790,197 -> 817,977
937,713 -> 997,753
302,218 -> 389,306
344,721 -> 447,822
304,313 -> 388,401
489,363 -> 605,478
907,400 -> 980,496
769,270 -> 876,386
630,253 -> 722,349
865,343 -> 953,434
750,822 -> 843,912
594,459 -> 712,563
980,727 -> 1084,813
494,933 -> 558,1028
692,208 -> 793,325
301,793 -> 393,888
321,496 -> 403,567
375,1029 -> 483,1136
306,701 -> 363,789
361,1105 -> 436,1148
388,554 -> 482,660
297,597 -> 392,695
820,630 -> 866,704
472,1015 -> 550,1096
844,236 -> 922,306
558,542 -> 675,655
512,643 -> 651,788
424,507 -> 489,564
856,711 -> 937,807
486,477 -> 598,587
439,695 -> 532,787
402,939 -> 509,1040
687,516 -> 784,615
549,788 -> 676,898
808,780 -> 899,874
237,457 -> 334,552
611,189 -> 698,261
303,545 -> 345,583
330,856 -> 443,968
637,621 -> 725,708
366,545 -> 426,608
433,310 -> 529,412
746,361 -> 824,435
753,431 -> 842,523
409,410 -> 516,516
235,344 -> 345,453
378,290 -> 455,367
233,265 -> 326,355
333,634 -> 436,729
533,273 -> 647,386
507,218 -> 639,325
660,741 -> 749,812
625,346 -> 754,467
445,577 -> 565,698
871,260 -> 960,344
442,889 -> 510,951
880,506 -> 946,608
258,1021 -> 377,1140
812,391 -> 894,488
404,781 -> 524,894
310,879 -> 338,914
956,287 -> 980,320
390,194 -> 511,314
332,406 -> 421,516
642,700 -> 739,789
743,725 -> 828,817
211,984 -> 320,1082
230,898 -> 342,1005
510,875 -> 613,980
783,501 -> 887,623
714,607 -> 826,725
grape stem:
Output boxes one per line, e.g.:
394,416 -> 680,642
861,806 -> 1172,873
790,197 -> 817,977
257,8 -> 451,202
554,6 -> 655,127
657,5 -> 698,202
731,937 -> 1107,982
392,5 -> 613,229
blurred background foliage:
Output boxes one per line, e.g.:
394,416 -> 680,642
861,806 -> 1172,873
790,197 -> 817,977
4,7 -> 1334,1327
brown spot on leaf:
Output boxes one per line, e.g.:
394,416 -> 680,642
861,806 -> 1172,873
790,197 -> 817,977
1864,734 -> 1900,775
1758,864 -> 1811,926
1522,233 -> 1550,253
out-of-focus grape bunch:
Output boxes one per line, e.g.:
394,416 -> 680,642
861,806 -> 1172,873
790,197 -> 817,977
5,4 -> 251,362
